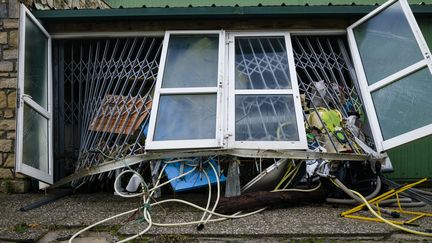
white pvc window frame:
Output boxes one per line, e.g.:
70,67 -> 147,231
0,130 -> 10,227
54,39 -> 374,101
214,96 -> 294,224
15,4 -> 53,184
226,32 -> 307,150
145,30 -> 225,150
347,0 -> 432,152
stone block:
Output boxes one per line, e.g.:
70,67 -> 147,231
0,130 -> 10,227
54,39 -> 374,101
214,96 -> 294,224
0,119 -> 15,130
0,77 -> 16,89
9,30 -> 17,47
0,179 -> 30,193
6,131 -> 15,139
3,48 -> 17,59
0,31 -> 6,44
0,61 -> 13,72
0,139 -> 12,152
3,109 -> 13,118
3,153 -> 15,167
0,91 -> 6,108
3,19 -> 18,29
0,4 -> 7,19
9,0 -> 19,18
0,168 -> 13,178
7,91 -> 15,108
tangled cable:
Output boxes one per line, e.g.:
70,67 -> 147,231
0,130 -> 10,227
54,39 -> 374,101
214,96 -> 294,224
69,158 -> 265,242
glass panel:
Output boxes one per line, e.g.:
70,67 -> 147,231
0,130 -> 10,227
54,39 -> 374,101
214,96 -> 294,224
371,68 -> 432,140
162,35 -> 219,88
235,37 -> 291,89
353,1 -> 424,85
154,94 -> 217,140
24,17 -> 48,109
235,95 -> 299,141
22,104 -> 49,172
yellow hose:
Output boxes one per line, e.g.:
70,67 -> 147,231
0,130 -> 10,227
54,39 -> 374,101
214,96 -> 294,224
335,179 -> 432,237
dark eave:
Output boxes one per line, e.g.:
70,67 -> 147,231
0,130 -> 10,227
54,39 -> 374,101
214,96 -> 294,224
32,5 -> 432,22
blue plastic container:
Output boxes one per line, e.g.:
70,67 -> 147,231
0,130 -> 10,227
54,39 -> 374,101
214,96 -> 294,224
164,160 -> 226,192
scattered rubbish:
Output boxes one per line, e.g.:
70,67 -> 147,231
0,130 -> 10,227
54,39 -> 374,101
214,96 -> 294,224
242,158 -> 289,193
164,159 -> 226,193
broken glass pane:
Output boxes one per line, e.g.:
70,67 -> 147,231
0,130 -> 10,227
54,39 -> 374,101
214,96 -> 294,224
24,17 -> 48,109
353,1 -> 424,85
371,67 -> 432,140
162,35 -> 219,88
235,37 -> 292,89
154,94 -> 217,140
235,95 -> 299,141
22,104 -> 48,172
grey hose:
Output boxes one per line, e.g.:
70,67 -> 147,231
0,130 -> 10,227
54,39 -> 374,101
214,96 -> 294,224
386,201 -> 427,208
326,176 -> 382,205
328,177 -> 398,216
410,187 -> 432,197
328,177 -> 427,219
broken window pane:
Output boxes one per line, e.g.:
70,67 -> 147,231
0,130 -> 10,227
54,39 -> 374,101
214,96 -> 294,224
235,95 -> 299,141
371,67 -> 432,140
353,1 -> 424,85
22,104 -> 48,172
24,17 -> 48,109
235,37 -> 292,89
162,35 -> 219,88
154,94 -> 217,140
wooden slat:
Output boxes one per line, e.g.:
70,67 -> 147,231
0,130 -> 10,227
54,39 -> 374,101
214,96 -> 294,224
89,95 -> 152,135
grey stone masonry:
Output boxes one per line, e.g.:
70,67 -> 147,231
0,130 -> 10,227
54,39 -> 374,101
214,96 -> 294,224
0,0 -> 20,193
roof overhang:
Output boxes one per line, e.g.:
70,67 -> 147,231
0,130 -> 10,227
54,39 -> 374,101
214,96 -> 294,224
33,5 -> 432,22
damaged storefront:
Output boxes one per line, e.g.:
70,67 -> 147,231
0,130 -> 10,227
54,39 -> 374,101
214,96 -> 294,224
13,0 -> 432,240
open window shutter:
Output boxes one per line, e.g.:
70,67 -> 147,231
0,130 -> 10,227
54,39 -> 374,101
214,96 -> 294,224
15,4 -> 53,184
348,0 -> 432,152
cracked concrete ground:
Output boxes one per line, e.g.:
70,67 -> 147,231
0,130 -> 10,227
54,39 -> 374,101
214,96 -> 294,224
0,192 -> 431,242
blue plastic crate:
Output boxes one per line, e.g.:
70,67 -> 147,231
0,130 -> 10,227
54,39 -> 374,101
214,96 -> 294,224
164,160 -> 226,193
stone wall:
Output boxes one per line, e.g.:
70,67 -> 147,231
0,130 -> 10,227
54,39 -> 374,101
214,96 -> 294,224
0,0 -> 108,193
0,0 -> 23,193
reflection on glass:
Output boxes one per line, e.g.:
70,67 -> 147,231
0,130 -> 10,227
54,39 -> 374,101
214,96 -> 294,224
353,1 -> 423,85
24,17 -> 48,109
22,104 -> 48,172
235,37 -> 291,90
154,94 -> 217,140
372,68 -> 432,140
162,35 -> 219,88
235,95 -> 299,141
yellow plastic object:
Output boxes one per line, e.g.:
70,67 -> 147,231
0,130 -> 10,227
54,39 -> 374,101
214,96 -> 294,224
307,108 -> 342,133
341,178 -> 432,227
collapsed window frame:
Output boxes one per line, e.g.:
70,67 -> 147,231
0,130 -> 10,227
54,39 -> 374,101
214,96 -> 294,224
145,30 -> 226,150
226,32 -> 307,150
145,30 -> 309,151
15,0 -> 432,185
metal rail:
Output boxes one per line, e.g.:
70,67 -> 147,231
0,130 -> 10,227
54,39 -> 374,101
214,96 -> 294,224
50,149 -> 370,189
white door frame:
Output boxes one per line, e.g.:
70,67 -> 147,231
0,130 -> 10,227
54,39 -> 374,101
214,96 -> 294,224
15,4 -> 53,184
